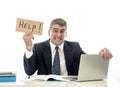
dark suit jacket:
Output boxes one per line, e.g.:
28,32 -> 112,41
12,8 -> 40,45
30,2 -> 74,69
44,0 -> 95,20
24,39 -> 85,76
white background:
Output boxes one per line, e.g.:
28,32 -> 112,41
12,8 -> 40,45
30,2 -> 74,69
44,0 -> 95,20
0,0 -> 120,81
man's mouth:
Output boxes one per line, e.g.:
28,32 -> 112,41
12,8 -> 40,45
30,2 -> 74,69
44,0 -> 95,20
55,37 -> 62,40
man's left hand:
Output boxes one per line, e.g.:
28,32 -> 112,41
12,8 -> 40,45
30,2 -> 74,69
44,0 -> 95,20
99,48 -> 113,60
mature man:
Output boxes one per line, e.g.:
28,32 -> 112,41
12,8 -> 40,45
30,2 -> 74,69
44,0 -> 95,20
23,18 -> 113,76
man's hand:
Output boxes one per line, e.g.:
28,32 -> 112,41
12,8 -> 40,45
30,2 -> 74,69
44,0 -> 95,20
23,32 -> 34,51
99,48 -> 113,60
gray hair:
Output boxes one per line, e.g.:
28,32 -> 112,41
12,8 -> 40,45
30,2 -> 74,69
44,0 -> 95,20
49,18 -> 67,29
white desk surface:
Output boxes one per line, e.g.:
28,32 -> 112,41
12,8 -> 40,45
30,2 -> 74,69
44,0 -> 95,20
0,76 -> 120,87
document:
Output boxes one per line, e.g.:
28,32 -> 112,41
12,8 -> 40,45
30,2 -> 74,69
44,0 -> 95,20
29,75 -> 71,82
0,72 -> 16,76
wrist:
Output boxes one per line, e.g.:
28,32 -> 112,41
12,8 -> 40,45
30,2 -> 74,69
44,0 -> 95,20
26,46 -> 32,52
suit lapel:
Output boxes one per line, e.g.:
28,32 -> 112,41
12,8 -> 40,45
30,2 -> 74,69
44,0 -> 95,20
64,41 -> 73,74
42,40 -> 52,74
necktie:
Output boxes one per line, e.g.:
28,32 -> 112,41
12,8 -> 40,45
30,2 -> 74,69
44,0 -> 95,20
52,46 -> 61,75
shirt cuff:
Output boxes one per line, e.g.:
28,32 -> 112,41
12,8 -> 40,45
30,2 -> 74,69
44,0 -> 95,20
25,49 -> 33,58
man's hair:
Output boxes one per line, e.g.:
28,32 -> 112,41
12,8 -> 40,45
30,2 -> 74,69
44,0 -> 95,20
49,18 -> 67,29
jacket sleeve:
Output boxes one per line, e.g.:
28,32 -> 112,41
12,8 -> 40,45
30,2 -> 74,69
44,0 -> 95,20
23,44 -> 39,76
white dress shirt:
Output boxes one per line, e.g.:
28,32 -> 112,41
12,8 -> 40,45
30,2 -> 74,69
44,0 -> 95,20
50,41 -> 68,75
25,41 -> 68,75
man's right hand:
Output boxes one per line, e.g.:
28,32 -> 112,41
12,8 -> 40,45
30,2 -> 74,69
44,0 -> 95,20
23,32 -> 34,51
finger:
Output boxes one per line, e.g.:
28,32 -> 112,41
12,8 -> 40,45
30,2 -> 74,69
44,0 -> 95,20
99,48 -> 107,60
103,48 -> 113,60
24,32 -> 33,38
104,48 -> 109,60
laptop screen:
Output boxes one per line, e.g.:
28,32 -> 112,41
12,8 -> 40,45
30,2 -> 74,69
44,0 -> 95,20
77,54 -> 109,81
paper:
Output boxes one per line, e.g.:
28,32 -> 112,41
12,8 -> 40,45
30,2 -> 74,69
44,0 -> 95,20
16,18 -> 43,35
29,75 -> 71,82
0,72 -> 16,76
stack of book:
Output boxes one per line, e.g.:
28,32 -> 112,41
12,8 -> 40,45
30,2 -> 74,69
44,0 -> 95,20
0,72 -> 16,82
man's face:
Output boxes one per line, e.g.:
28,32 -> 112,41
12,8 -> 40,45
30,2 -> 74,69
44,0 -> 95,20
48,24 -> 67,46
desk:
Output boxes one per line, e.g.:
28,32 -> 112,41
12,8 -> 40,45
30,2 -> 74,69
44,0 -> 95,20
0,77 -> 120,87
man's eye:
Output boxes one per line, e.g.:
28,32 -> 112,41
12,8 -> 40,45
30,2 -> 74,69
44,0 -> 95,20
60,30 -> 65,33
53,30 -> 58,32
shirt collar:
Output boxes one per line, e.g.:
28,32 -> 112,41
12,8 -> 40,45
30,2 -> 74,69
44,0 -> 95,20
50,40 -> 64,53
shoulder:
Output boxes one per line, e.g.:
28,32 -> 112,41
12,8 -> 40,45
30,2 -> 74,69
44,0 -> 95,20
64,40 -> 80,47
64,40 -> 82,51
34,40 -> 50,48
64,40 -> 86,54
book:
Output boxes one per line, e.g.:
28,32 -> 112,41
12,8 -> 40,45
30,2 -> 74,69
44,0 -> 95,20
0,72 -> 16,82
29,75 -> 72,82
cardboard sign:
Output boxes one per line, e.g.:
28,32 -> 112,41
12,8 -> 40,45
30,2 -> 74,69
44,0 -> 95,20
16,18 -> 43,35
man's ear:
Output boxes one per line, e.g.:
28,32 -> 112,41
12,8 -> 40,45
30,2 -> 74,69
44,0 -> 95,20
65,31 -> 67,37
48,29 -> 51,36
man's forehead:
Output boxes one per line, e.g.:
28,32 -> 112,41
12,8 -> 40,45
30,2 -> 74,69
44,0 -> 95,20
51,24 -> 67,29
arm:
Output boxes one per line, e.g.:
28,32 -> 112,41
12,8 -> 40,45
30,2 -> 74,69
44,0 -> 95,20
23,45 -> 39,76
23,32 -> 37,75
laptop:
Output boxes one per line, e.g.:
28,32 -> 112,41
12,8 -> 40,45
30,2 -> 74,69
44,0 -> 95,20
64,54 -> 109,82
76,54 -> 109,81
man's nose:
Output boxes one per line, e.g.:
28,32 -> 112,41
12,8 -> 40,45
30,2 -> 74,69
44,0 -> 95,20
57,31 -> 62,36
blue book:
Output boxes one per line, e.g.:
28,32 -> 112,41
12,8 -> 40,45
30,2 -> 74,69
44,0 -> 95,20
0,72 -> 16,82
0,76 -> 16,82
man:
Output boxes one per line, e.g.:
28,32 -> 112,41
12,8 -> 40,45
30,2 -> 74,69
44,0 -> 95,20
23,18 -> 113,76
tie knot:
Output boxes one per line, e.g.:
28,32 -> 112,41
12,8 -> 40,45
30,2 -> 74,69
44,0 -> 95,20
55,46 -> 59,50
